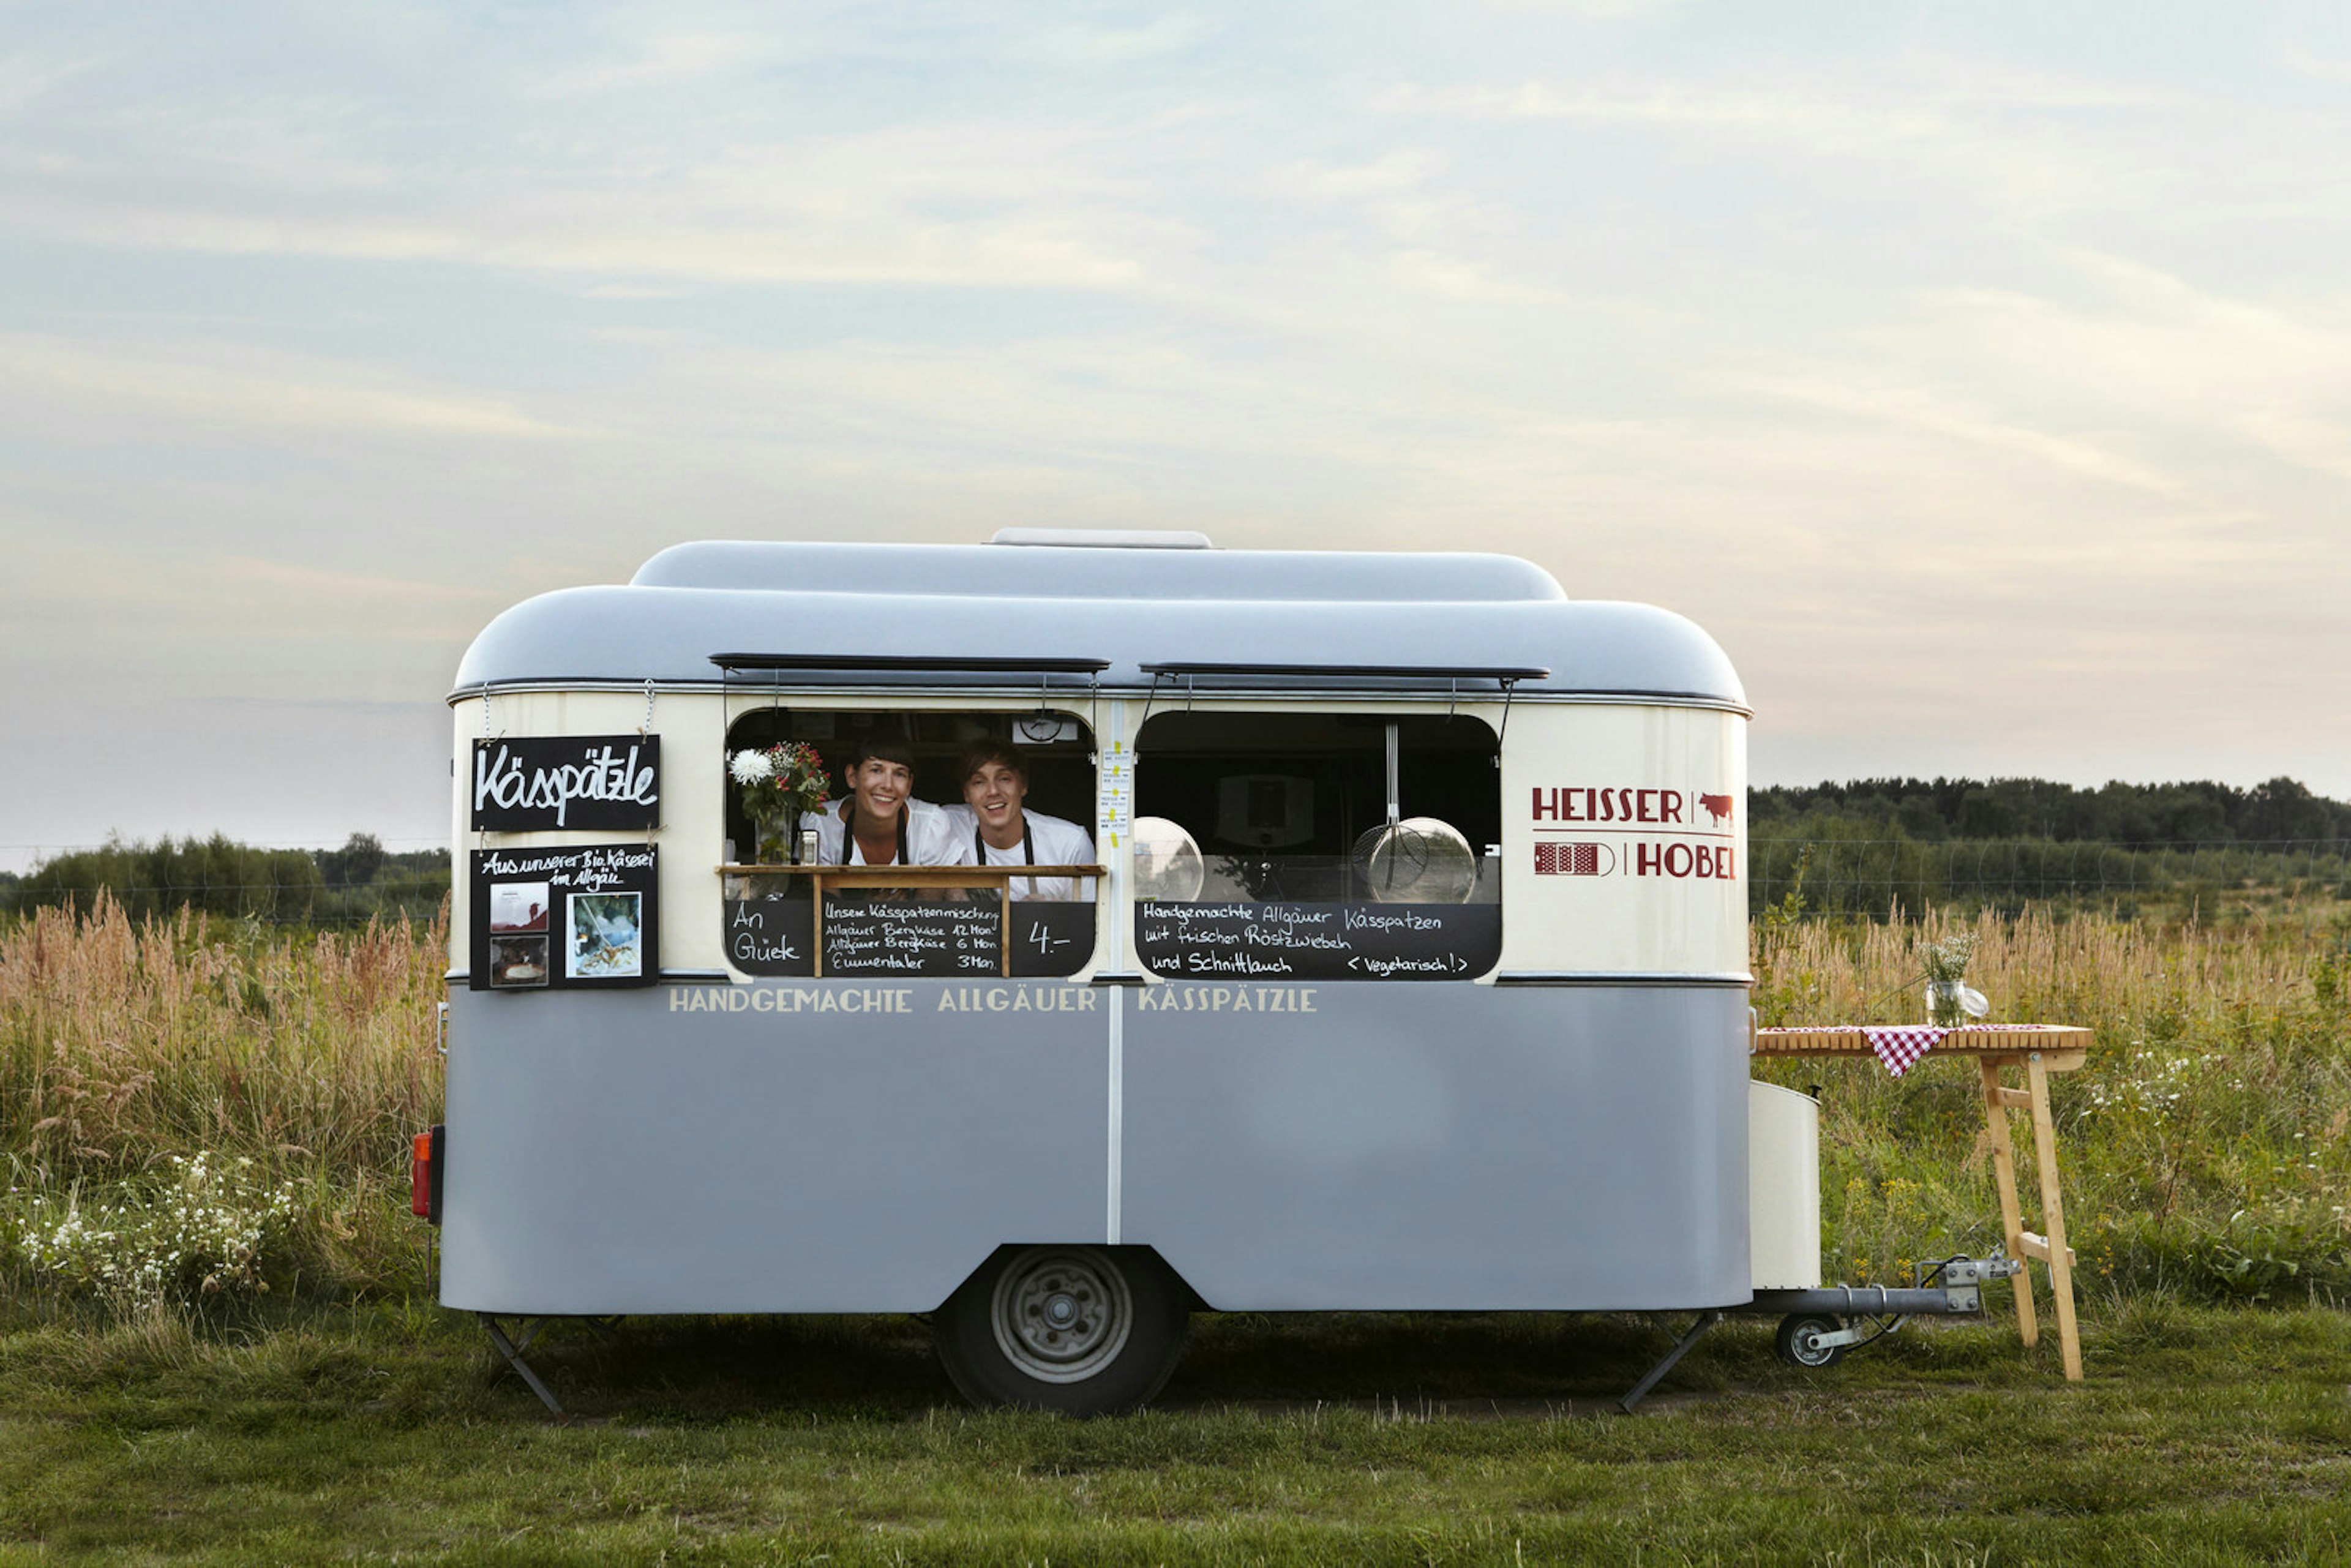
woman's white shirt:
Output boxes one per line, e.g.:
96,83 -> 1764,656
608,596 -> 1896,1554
809,799 -> 975,867
937,806 -> 1096,901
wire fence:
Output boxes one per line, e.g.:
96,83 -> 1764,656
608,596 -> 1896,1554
5,837 -> 2346,930
1749,837 -> 2351,920
0,839 -> 453,929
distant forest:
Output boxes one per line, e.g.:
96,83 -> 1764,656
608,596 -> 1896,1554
1751,775 -> 2351,846
0,833 -> 449,925
1746,776 -> 2351,917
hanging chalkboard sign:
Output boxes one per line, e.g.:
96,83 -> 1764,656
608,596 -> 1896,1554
471,844 -> 661,991
1134,900 -> 1499,981
724,894 -> 1095,979
470,735 -> 660,832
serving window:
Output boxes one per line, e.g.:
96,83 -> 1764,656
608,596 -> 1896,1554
720,708 -> 1100,979
1131,711 -> 1502,981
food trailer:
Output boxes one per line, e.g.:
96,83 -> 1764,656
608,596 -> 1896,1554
429,530 -> 1979,1414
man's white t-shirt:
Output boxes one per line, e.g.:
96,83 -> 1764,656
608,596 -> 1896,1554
938,806 -> 1097,901
809,799 -> 974,868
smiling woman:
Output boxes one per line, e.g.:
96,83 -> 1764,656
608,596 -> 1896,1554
808,724 -> 967,869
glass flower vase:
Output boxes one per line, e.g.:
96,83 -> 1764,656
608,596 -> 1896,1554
755,808 -> 803,865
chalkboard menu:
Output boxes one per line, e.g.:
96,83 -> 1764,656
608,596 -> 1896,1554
725,895 -> 1095,978
1134,900 -> 1499,981
827,899 -> 1001,977
471,844 -> 660,991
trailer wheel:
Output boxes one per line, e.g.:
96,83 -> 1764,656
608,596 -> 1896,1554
936,1245 -> 1188,1414
1775,1313 -> 1847,1368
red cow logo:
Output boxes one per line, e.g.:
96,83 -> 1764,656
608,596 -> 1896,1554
1697,793 -> 1734,827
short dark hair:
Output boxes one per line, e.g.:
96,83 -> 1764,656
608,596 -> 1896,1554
958,740 -> 1029,786
850,725 -> 916,771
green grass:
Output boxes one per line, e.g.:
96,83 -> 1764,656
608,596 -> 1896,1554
2,1299 -> 2348,1563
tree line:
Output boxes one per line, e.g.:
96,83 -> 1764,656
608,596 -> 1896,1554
1746,776 -> 2351,918
1,834 -> 449,925
1751,775 -> 2351,846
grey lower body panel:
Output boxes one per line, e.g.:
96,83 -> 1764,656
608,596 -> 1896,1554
1123,982 -> 1751,1311
440,981 -> 1109,1315
440,978 -> 1750,1316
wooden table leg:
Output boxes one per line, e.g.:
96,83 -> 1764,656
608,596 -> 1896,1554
1979,1056 -> 2038,1348
2027,1052 -> 2085,1382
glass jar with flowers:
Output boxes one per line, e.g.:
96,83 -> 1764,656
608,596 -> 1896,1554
730,742 -> 833,864
1920,933 -> 1989,1029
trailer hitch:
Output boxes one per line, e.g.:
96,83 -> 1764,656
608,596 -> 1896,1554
1617,1253 -> 2024,1411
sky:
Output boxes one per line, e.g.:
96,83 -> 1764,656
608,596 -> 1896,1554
4,2 -> 2349,871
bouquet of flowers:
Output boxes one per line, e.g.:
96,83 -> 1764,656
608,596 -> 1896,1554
730,743 -> 833,861
1921,933 -> 1989,1028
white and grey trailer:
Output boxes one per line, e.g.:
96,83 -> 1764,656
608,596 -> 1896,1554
430,531 -> 1971,1414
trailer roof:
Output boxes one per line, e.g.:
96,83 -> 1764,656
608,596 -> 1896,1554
453,538 -> 1747,708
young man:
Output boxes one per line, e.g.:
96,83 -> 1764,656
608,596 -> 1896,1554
945,740 -> 1096,901
809,730 -> 972,868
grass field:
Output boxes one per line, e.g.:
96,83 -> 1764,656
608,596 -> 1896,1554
2,1299 -> 2347,1562
2,894 -> 2348,1561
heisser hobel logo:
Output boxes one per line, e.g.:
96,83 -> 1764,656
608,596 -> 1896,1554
1529,787 -> 1736,880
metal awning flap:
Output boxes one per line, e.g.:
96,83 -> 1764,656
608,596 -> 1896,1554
710,653 -> 1111,677
1136,662 -> 1550,686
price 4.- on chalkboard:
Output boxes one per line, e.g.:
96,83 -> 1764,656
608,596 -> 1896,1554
1135,900 -> 1499,981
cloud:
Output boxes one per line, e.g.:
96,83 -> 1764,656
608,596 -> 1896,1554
0,47 -> 105,116
0,334 -> 583,440
0,125 -> 1170,290
1374,60 -> 2218,224
526,32 -> 767,96
1019,13 -> 1215,65
1728,370 -> 2181,493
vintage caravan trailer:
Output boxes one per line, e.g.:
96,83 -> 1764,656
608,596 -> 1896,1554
433,530 -> 1848,1413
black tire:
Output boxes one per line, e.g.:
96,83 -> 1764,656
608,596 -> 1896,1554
1775,1313 -> 1847,1368
935,1245 -> 1190,1414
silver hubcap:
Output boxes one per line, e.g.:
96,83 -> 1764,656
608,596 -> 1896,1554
989,1247 -> 1134,1384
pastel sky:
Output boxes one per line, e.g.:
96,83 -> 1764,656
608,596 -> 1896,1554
6,2 -> 2348,869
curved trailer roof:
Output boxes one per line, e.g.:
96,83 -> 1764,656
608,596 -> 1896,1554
451,538 -> 1747,710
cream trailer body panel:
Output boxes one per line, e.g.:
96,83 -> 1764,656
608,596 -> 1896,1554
1498,703 -> 1748,980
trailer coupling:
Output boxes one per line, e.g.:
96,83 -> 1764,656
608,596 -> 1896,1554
1619,1253 -> 2023,1411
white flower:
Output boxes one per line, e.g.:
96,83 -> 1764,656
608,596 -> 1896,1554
730,749 -> 774,786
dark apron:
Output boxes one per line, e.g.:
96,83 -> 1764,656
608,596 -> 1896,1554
975,820 -> 1037,899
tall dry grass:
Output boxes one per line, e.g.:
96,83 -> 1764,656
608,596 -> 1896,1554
1755,904 -> 2351,1301
1,895 -> 446,1305
0,895 -> 443,1179
1755,903 -> 2333,1030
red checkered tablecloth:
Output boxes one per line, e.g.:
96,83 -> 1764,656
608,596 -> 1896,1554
1858,1022 -> 2058,1077
1862,1026 -> 1940,1076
